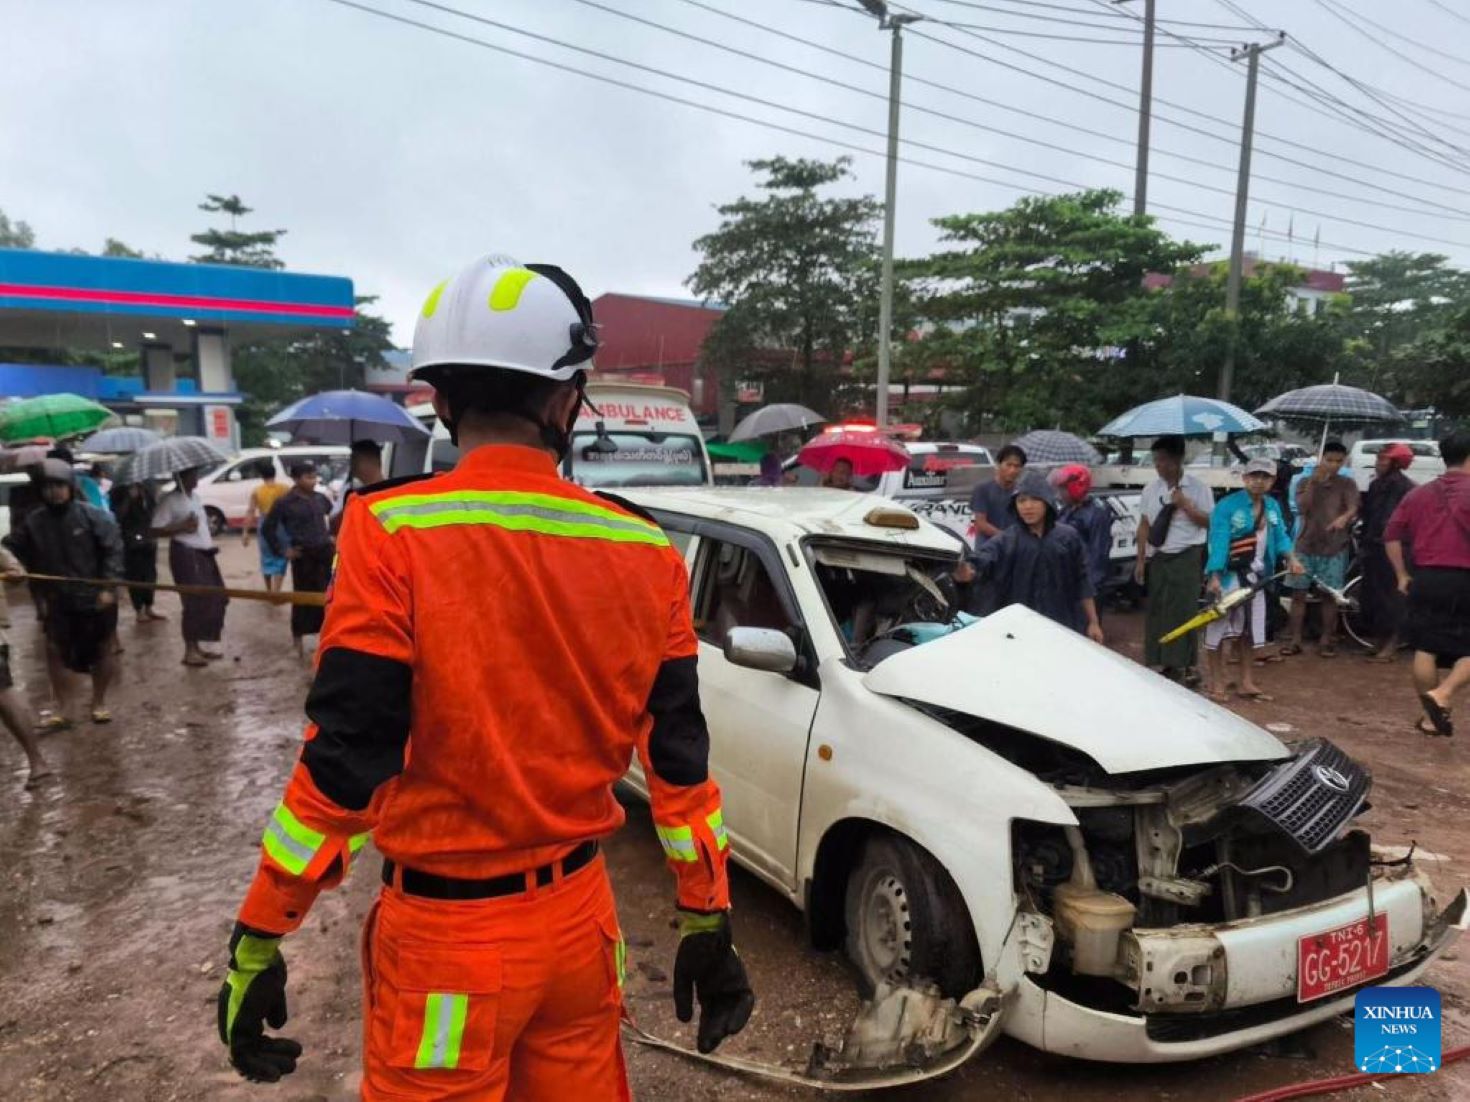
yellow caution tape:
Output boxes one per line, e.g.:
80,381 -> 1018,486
16,571 -> 327,607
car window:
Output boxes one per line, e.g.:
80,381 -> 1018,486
693,539 -> 796,648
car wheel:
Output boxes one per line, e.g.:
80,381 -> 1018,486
843,833 -> 981,999
205,507 -> 226,537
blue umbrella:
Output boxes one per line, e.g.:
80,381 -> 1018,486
79,426 -> 163,454
267,390 -> 431,444
1096,395 -> 1266,439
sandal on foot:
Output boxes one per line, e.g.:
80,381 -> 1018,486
23,768 -> 56,791
1418,693 -> 1454,737
1415,717 -> 1440,737
1277,643 -> 1303,657
1237,690 -> 1275,702
36,714 -> 71,733
90,709 -> 112,725
182,655 -> 208,668
1319,644 -> 1338,658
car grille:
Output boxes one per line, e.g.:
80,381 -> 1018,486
1237,739 -> 1371,854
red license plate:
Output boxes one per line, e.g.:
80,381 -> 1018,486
1297,913 -> 1389,1002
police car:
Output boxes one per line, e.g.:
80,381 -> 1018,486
620,485 -> 1467,1064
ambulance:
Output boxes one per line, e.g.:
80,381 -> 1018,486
389,382 -> 712,488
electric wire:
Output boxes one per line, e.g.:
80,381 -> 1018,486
317,0 -> 1387,260
381,0 -> 1470,247
1315,0 -> 1470,87
890,4 -> 1470,196
570,0 -> 1470,222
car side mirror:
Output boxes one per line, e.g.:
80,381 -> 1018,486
723,626 -> 798,675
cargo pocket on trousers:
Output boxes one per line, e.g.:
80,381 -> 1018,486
387,942 -> 502,1073
597,908 -> 627,1009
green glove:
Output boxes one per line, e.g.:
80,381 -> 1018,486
217,923 -> 302,1082
672,910 -> 755,1054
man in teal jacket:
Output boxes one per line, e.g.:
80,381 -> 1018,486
1202,458 -> 1303,702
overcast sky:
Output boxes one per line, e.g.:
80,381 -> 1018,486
5,0 -> 1470,343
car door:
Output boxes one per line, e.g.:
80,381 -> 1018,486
687,529 -> 821,892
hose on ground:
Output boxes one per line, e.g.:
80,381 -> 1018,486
1233,1042 -> 1470,1102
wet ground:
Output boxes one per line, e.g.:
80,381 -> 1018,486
1,539 -> 1467,1101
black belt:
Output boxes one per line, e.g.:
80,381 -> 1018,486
381,840 -> 599,901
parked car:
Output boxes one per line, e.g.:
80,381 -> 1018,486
0,473 -> 30,542
195,446 -> 350,535
1348,439 -> 1444,492
621,485 -> 1466,1063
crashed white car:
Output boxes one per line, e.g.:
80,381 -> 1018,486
622,487 -> 1467,1065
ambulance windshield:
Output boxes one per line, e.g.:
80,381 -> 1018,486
569,431 -> 708,488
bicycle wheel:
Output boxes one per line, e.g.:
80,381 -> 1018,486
1339,574 -> 1373,650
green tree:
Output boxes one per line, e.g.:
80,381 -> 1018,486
1390,302 -> 1470,417
1140,260 -> 1349,411
232,297 -> 394,445
0,207 -> 36,248
903,189 -> 1205,431
189,193 -> 286,268
1341,251 -> 1469,396
688,157 -> 881,411
101,237 -> 144,258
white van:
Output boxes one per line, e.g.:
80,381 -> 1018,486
1348,438 -> 1444,492
391,383 -> 713,488
195,446 -> 350,535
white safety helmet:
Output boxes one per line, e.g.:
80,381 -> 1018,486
410,255 -> 598,384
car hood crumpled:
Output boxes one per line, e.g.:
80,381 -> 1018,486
861,604 -> 1289,774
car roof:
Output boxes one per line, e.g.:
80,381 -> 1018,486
623,486 -> 963,554
905,441 -> 989,455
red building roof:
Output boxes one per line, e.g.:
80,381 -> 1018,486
590,293 -> 727,415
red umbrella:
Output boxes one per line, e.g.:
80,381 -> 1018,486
797,426 -> 910,477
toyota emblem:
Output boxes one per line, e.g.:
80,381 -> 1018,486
1314,764 -> 1351,793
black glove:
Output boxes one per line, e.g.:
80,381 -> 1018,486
672,910 -> 755,1054
217,922 -> 303,1082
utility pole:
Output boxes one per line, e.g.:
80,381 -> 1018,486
859,0 -> 921,430
1220,33 -> 1284,403
1115,0 -> 1156,216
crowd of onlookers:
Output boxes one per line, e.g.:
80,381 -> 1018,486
960,429 -> 1470,737
0,440 -> 386,789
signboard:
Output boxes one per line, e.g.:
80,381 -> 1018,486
204,404 -> 234,449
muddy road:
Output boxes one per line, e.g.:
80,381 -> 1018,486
1,540 -> 1467,1100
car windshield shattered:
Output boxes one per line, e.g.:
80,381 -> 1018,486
809,542 -> 970,669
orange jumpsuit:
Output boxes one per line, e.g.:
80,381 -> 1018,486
235,443 -> 730,1100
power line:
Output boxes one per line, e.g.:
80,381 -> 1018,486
925,0 -> 1257,32
1325,0 -> 1470,72
647,0 -> 1470,221
892,2 -> 1470,196
1311,0 -> 1470,96
405,0 -> 1470,245
316,0 -> 1387,261
1426,0 -> 1470,29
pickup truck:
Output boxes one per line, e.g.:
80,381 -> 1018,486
622,485 -> 1466,1064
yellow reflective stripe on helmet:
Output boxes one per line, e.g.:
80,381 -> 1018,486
655,823 -> 698,863
706,809 -> 729,852
421,279 -> 449,319
261,802 -> 326,877
488,267 -> 537,312
414,992 -> 470,1070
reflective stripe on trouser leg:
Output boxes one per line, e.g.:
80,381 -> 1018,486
414,992 -> 469,1070
706,809 -> 729,852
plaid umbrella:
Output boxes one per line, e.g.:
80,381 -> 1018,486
0,393 -> 114,443
1097,395 -> 1265,438
80,426 -> 164,455
1255,383 -> 1401,425
112,436 -> 228,485
1010,429 -> 1101,466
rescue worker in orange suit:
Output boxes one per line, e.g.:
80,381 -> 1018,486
218,257 -> 754,1098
